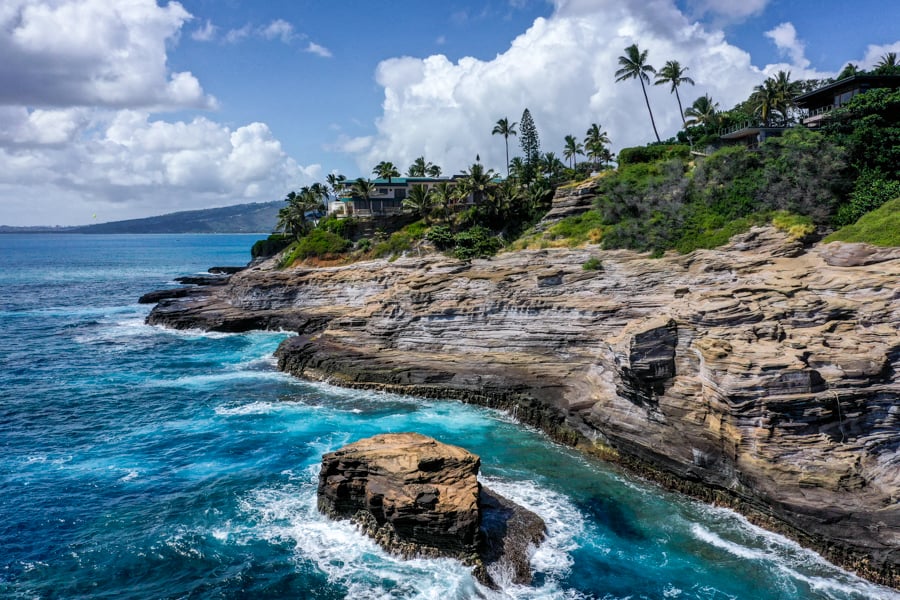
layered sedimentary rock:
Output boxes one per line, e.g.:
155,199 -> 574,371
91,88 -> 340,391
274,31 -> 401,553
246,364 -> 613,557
146,226 -> 900,588
317,433 -> 545,586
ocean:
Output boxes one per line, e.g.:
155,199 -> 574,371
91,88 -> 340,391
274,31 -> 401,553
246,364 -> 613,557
0,233 -> 896,600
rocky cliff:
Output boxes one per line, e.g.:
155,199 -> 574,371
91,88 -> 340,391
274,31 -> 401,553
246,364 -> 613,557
146,226 -> 900,588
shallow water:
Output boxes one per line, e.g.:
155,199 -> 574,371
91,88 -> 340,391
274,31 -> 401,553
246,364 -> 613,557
1,233 -> 896,599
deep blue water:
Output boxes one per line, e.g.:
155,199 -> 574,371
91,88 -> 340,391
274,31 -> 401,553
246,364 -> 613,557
0,233 -> 897,600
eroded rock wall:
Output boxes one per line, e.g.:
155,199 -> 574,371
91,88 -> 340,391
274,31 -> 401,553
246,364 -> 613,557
147,227 -> 900,587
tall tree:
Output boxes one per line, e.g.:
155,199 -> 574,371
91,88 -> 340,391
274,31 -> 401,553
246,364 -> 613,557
837,63 -> 861,80
351,177 -> 376,215
326,173 -> 347,198
684,94 -> 719,128
457,162 -> 496,207
372,161 -> 400,183
492,117 -> 518,178
429,181 -> 455,223
401,184 -> 433,219
426,163 -> 443,178
874,52 -> 899,75
518,108 -> 541,181
584,123 -> 610,169
654,60 -> 695,126
563,134 -> 584,170
615,43 -> 661,142
407,156 -> 429,177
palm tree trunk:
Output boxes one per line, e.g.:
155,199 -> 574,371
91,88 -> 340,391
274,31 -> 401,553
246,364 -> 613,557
674,86 -> 686,126
504,138 -> 510,178
640,79 -> 661,142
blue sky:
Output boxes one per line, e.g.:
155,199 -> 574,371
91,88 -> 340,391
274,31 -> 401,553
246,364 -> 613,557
1,0 -> 898,226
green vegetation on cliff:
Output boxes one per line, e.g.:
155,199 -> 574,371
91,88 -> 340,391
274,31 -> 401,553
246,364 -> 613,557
825,198 -> 900,246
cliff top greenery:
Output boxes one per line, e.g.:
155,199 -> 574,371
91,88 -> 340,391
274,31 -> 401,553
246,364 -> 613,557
257,52 -> 900,266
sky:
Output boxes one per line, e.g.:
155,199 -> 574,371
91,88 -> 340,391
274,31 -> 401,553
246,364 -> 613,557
1,0 -> 899,226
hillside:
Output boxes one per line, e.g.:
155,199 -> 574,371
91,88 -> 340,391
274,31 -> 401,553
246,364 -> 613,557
0,201 -> 281,234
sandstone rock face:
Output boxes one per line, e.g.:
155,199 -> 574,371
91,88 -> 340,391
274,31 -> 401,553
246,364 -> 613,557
317,433 -> 545,586
318,433 -> 482,557
146,226 -> 900,588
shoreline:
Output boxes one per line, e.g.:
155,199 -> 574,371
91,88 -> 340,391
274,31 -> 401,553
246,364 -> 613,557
145,228 -> 900,590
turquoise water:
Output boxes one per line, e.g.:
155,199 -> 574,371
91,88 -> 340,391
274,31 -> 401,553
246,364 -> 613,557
0,233 -> 896,600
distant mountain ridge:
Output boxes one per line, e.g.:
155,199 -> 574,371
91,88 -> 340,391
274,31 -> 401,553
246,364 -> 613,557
0,201 -> 281,234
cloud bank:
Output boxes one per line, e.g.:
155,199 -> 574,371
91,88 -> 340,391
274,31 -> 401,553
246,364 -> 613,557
345,0 -> 851,176
0,0 -> 317,226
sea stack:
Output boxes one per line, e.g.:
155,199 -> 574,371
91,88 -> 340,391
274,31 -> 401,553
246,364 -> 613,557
317,433 -> 545,586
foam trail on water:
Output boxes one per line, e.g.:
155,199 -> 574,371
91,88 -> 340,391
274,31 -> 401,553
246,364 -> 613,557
690,508 -> 900,600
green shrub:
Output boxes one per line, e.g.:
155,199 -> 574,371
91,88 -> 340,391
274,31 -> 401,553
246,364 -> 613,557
251,234 -> 292,258
834,170 -> 900,226
582,256 -> 603,271
318,215 -> 359,238
356,238 -> 371,252
427,224 -> 455,250
825,197 -> 900,246
281,229 -> 350,265
618,144 -> 690,166
404,220 -> 428,239
453,226 -> 503,260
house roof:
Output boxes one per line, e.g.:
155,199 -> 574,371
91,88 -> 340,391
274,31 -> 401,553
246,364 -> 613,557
794,74 -> 900,107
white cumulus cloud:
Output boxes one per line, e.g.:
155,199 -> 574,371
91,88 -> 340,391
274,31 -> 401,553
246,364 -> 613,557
0,1 -> 320,226
0,110 -> 320,225
0,0 -> 215,110
352,0 -> 771,175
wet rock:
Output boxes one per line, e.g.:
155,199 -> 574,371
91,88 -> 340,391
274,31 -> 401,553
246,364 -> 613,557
317,433 -> 545,587
142,228 -> 900,588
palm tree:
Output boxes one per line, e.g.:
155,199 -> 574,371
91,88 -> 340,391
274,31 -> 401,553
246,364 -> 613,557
752,71 -> 800,126
351,177 -> 376,215
874,52 -> 898,74
654,60 -> 695,126
541,152 -> 564,181
563,134 -> 584,170
492,117 -> 517,177
584,123 -> 610,169
401,184 -> 433,219
508,157 -> 527,182
326,173 -> 347,198
615,43 -> 660,142
684,94 -> 719,128
429,181 -> 455,223
426,163 -> 442,178
372,161 -> 400,183
407,156 -> 430,177
772,70 -> 801,125
877,52 -> 898,68
751,77 -> 779,126
457,162 -> 496,207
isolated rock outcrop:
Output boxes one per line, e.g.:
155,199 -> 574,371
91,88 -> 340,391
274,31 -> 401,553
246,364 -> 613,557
317,433 -> 545,586
145,225 -> 900,588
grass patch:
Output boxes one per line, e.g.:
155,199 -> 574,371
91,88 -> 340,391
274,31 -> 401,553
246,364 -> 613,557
770,211 -> 815,240
582,256 -> 603,271
546,210 -> 605,245
824,197 -> 900,246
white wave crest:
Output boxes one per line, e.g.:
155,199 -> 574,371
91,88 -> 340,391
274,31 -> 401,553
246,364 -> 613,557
690,517 -> 900,600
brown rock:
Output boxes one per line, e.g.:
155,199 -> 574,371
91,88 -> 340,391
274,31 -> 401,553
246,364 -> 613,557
318,433 -> 481,557
317,433 -> 546,587
144,226 -> 900,588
